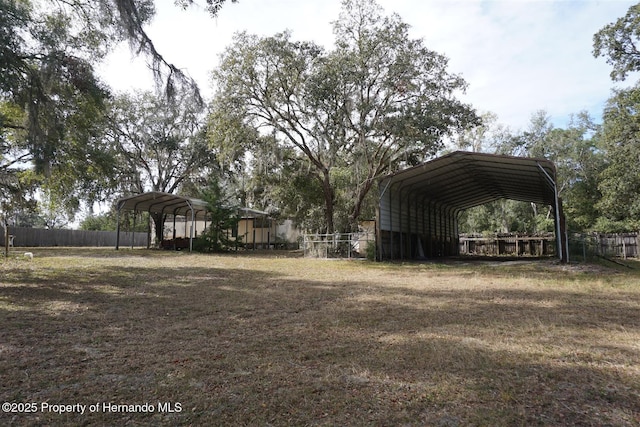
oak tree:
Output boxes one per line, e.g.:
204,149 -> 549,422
593,3 -> 640,82
105,90 -> 217,241
211,0 -> 478,233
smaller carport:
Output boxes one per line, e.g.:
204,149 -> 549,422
115,192 -> 211,252
376,151 -> 568,262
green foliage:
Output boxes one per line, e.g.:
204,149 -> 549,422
1,101 -> 29,217
2,0 -> 113,171
593,217 -> 638,233
0,0 -> 129,219
36,188 -> 76,229
80,214 -> 117,231
589,3 -> 640,232
104,90 -> 219,241
106,90 -> 216,195
455,112 -> 512,153
593,3 -> 640,81
0,0 -> 242,231
211,0 -> 478,233
520,112 -> 604,232
459,200 -> 542,235
193,179 -> 239,253
457,110 -> 604,234
596,85 -> 640,227
365,240 -> 376,261
80,210 -> 148,232
175,0 -> 237,16
267,167 -> 326,232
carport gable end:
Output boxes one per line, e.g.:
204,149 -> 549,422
115,192 -> 210,252
376,151 -> 567,262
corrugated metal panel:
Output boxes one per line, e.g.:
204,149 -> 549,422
377,151 -> 559,260
380,152 -> 556,212
117,192 -> 210,220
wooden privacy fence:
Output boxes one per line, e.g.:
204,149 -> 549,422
7,226 -> 147,247
570,232 -> 639,260
459,233 -> 556,257
460,232 -> 639,260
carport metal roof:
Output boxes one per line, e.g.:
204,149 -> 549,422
379,151 -> 558,211
116,191 -> 211,220
114,192 -> 274,252
115,192 -> 212,252
377,151 -> 567,261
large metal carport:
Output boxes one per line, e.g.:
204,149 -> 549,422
376,151 -> 568,262
115,192 -> 211,252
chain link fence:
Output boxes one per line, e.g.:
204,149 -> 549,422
302,232 -> 375,259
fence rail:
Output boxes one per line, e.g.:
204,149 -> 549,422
459,233 -> 556,257
6,226 -> 148,248
7,226 -> 637,260
459,232 -> 639,261
569,232 -> 639,261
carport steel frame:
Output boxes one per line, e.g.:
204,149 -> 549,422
376,151 -> 568,262
115,192 -> 211,252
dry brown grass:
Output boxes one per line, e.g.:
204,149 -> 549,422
1,248 -> 639,426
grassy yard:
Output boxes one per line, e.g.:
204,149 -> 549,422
1,248 -> 639,426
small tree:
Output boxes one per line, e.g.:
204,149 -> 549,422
194,179 -> 239,252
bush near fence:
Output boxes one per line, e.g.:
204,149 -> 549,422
6,226 -> 148,247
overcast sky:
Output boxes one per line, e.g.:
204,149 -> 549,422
98,0 -> 637,132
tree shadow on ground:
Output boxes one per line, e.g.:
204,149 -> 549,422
1,256 -> 639,426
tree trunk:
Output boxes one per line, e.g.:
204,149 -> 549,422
499,200 -> 509,233
151,212 -> 166,244
349,178 -> 375,232
319,170 -> 335,234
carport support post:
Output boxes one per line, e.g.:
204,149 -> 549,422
538,164 -> 565,263
398,190 -> 404,260
554,199 -> 562,262
3,216 -> 8,258
427,201 -> 433,257
115,202 -> 122,250
189,206 -> 194,252
439,204 -> 445,256
408,194 -> 413,259
245,210 -> 249,249
375,204 -> 382,261
147,210 -> 152,249
376,179 -> 392,261
131,212 -> 136,250
172,209 -> 178,243
559,198 -> 568,262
